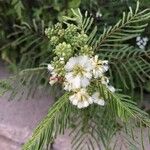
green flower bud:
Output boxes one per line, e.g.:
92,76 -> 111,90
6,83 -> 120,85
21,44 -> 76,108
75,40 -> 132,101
51,58 -> 65,76
53,56 -> 59,61
58,29 -> 65,38
77,33 -> 88,45
45,27 -> 53,39
64,24 -> 78,42
50,36 -> 59,46
54,23 -> 62,30
54,42 -> 73,59
70,32 -> 88,48
80,45 -> 94,56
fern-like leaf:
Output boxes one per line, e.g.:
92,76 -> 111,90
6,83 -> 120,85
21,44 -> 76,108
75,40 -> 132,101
96,1 -> 150,50
0,79 -> 12,96
22,92 -> 70,150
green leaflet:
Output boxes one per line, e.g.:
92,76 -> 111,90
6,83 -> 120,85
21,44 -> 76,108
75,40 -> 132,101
0,79 -> 12,96
22,92 -> 70,150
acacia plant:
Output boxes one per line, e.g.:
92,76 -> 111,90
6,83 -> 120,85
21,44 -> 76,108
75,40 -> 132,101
0,1 -> 150,150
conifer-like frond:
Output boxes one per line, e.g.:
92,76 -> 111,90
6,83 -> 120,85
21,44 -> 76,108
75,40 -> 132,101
99,46 -> 150,91
98,84 -> 150,125
96,1 -> 150,50
70,106 -> 117,150
0,79 -> 12,96
0,19 -> 49,69
63,8 -> 98,46
71,124 -> 102,150
68,83 -> 150,150
22,92 -> 70,150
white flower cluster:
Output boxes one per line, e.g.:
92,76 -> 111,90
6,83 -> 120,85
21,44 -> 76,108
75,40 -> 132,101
48,64 -> 57,85
48,55 -> 115,109
136,36 -> 148,50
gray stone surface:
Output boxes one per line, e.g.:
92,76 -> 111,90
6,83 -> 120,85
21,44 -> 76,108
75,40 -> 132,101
0,93 -> 52,149
0,62 -> 53,149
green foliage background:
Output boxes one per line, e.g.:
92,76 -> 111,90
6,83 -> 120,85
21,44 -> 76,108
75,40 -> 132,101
0,0 -> 149,68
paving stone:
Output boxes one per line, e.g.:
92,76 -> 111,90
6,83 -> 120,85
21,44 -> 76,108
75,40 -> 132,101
0,61 -> 52,149
0,134 -> 21,150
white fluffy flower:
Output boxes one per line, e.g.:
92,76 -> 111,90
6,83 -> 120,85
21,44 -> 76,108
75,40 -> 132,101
63,81 -> 73,91
107,85 -> 115,93
136,36 -> 148,50
101,76 -> 109,85
92,92 -> 105,106
49,75 -> 58,85
47,64 -> 54,72
65,56 -> 93,89
69,89 -> 93,108
65,73 -> 90,89
91,55 -> 109,78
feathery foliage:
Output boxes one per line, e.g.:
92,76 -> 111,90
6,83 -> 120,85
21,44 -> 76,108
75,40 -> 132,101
22,92 -> 71,150
22,81 -> 150,149
94,2 -> 150,98
0,79 -> 12,96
